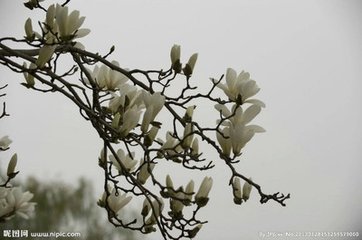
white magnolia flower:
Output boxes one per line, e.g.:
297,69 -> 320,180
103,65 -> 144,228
183,53 -> 198,77
7,154 -> 18,177
145,198 -> 164,225
216,127 -> 232,157
242,179 -> 252,201
170,188 -> 185,215
22,62 -> 37,86
182,123 -> 194,149
108,84 -> 142,113
36,44 -> 56,68
24,18 -> 34,40
191,138 -> 199,156
137,159 -> 155,184
0,136 -> 12,150
109,149 -> 137,174
184,105 -> 196,121
55,4 -> 90,40
232,177 -> 242,204
185,180 -> 195,204
216,68 -> 265,107
170,44 -> 181,72
215,104 -> 265,156
141,92 -> 165,133
0,187 -> 35,220
158,132 -> 183,160
141,198 -> 151,217
87,61 -> 128,91
144,126 -> 160,147
195,176 -> 213,207
118,105 -> 143,137
101,187 -> 132,217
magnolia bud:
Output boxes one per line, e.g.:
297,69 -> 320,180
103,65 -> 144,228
184,180 -> 194,205
191,138 -> 199,156
232,177 -> 242,205
170,44 -> 181,73
183,53 -> 198,77
22,62 -> 36,87
137,160 -> 155,185
183,105 -> 195,122
24,18 -> 34,41
144,126 -> 159,147
0,135 -> 12,150
242,179 -> 252,201
195,176 -> 213,207
36,45 -> 56,68
188,224 -> 202,238
181,123 -> 194,149
111,112 -> 121,129
7,153 -> 18,178
141,198 -> 151,217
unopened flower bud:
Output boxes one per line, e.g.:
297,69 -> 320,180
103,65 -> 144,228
0,135 -> 12,150
232,177 -> 242,205
188,224 -> 202,238
144,125 -> 159,147
191,138 -> 199,156
36,44 -> 56,68
195,176 -> 213,207
24,18 -> 34,41
7,153 -> 18,178
182,123 -> 194,149
137,160 -> 155,185
183,53 -> 198,77
242,179 -> 252,201
170,44 -> 182,73
141,198 -> 151,217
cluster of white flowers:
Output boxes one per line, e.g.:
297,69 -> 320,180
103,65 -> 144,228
22,3 -> 90,85
0,187 -> 36,220
232,177 -> 253,205
214,68 -> 265,157
0,136 -> 35,222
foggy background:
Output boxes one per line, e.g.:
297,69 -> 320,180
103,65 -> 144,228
1,0 -> 361,239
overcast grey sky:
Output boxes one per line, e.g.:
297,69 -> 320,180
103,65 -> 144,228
1,0 -> 362,239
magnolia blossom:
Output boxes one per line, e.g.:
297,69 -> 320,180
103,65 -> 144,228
215,104 -> 265,156
232,177 -> 242,204
170,188 -> 185,217
55,4 -> 90,40
101,187 -> 132,217
242,179 -> 252,201
36,44 -> 56,68
195,176 -> 213,207
158,132 -> 182,160
144,126 -> 159,147
22,62 -> 37,86
145,198 -> 164,228
109,149 -> 137,174
87,61 -> 128,91
0,187 -> 35,220
137,159 -> 155,184
170,44 -> 181,72
215,68 -> 265,107
0,136 -> 12,150
183,53 -> 198,77
184,180 -> 195,204
182,123 -> 194,149
108,84 -> 142,113
191,138 -> 199,156
7,154 -> 17,177
118,105 -> 143,137
141,92 -> 165,133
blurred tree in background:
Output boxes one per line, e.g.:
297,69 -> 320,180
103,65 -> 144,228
0,177 -> 136,240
